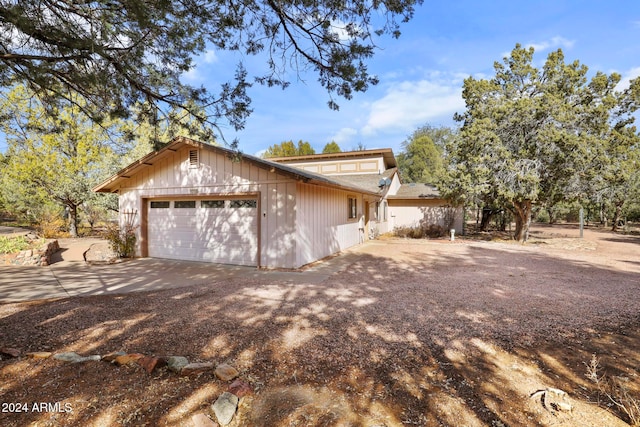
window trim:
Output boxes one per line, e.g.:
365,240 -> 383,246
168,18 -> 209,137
150,201 -> 170,209
174,200 -> 196,208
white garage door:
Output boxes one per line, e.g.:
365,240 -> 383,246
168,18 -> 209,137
147,198 -> 258,266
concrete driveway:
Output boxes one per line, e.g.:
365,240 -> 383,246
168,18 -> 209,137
0,238 -> 353,303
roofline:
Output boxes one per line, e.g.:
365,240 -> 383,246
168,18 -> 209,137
93,136 -> 380,196
268,148 -> 397,168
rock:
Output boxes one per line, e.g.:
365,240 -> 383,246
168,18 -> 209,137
214,363 -> 239,381
26,352 -> 52,359
113,353 -> 145,366
137,356 -> 167,374
102,351 -> 127,362
0,347 -> 20,358
53,352 -> 101,363
211,392 -> 238,426
180,362 -> 214,375
192,413 -> 219,427
166,356 -> 189,373
227,379 -> 253,398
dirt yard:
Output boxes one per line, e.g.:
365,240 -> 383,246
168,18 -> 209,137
0,224 -> 638,427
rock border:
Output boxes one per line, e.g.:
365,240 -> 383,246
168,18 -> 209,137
0,347 -> 252,426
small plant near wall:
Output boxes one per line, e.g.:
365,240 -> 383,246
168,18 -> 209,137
104,210 -> 137,258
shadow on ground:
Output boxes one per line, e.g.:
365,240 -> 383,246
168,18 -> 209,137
0,238 -> 638,426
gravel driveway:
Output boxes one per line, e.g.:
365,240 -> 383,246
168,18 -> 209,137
0,225 -> 638,427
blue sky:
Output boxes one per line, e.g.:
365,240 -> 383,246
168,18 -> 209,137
183,0 -> 639,156
1,1 -> 639,157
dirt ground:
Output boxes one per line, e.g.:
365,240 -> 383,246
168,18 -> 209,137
0,224 -> 638,427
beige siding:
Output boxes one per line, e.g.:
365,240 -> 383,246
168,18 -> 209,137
117,145 -> 298,268
388,199 -> 464,233
296,183 -> 362,267
285,156 -> 385,175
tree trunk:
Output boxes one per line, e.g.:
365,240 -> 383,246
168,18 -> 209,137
611,201 -> 623,232
512,200 -> 532,242
480,208 -> 494,231
547,206 -> 556,224
68,204 -> 79,238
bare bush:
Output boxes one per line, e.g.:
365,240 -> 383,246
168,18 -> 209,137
585,354 -> 640,426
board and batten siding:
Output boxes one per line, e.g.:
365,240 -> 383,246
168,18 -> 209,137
387,199 -> 464,233
117,145 -> 299,268
295,182 -> 362,267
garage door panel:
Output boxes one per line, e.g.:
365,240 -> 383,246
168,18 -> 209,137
147,200 -> 258,266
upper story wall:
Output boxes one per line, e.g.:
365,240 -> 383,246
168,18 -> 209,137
269,149 -> 397,176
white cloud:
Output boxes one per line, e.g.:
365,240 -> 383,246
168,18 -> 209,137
526,36 -> 575,52
361,76 -> 465,136
203,49 -> 218,64
330,127 -> 358,145
616,66 -> 640,91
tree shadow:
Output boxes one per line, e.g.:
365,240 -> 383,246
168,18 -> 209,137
0,239 -> 638,426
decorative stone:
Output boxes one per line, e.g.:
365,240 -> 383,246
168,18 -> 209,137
54,352 -> 101,363
180,362 -> 214,375
137,356 -> 166,374
214,363 -> 239,381
26,352 -> 52,359
102,351 -> 127,362
0,347 -> 20,358
211,392 -> 238,426
114,353 -> 145,366
192,413 -> 219,427
227,379 -> 253,398
166,356 -> 189,373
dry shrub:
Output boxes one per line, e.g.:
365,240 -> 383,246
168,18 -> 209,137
103,210 -> 138,258
34,209 -> 67,238
394,224 -> 446,239
585,354 -> 640,426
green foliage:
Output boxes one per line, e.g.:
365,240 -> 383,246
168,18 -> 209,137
0,86 -> 122,236
446,44 -> 640,241
0,0 -> 421,145
263,140 -> 316,157
322,141 -> 342,154
0,235 -> 33,254
397,124 -> 454,183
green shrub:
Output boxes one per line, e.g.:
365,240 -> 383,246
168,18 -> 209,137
0,235 -> 45,254
0,235 -> 31,254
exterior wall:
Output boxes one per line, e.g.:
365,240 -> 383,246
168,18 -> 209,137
117,145 -> 299,268
284,156 -> 385,175
388,199 -> 464,234
295,182 -> 364,267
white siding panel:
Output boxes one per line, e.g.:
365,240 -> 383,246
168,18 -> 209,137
147,201 -> 258,265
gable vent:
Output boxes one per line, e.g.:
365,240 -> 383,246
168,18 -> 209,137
189,149 -> 199,168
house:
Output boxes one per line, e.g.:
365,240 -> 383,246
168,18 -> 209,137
94,136 -> 462,269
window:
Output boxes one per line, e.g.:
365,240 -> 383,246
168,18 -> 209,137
175,200 -> 196,208
189,149 -> 199,168
230,199 -> 257,208
383,201 -> 388,221
202,200 -> 225,208
348,197 -> 357,219
375,201 -> 380,221
150,201 -> 170,208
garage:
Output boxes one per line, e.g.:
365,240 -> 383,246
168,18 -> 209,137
146,197 -> 259,266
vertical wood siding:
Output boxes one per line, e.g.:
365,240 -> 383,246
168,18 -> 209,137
295,182 -> 362,266
117,145 -> 298,268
